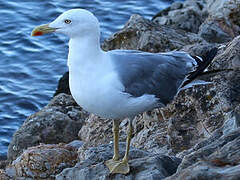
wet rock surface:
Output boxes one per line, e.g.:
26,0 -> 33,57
5,0 -> 240,179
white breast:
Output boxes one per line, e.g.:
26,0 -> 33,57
68,53 -> 124,118
68,52 -> 158,119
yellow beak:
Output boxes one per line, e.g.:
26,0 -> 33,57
31,24 -> 57,36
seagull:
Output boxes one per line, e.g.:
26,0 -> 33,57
31,9 -> 217,174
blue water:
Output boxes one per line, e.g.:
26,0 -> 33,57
0,0 -> 179,158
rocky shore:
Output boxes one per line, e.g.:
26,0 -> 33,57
1,0 -> 240,179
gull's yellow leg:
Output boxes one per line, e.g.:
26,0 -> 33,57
105,120 -> 120,170
112,119 -> 120,160
105,118 -> 133,174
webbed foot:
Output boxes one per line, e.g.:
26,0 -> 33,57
105,159 -> 130,174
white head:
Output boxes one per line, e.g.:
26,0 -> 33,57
32,9 -> 100,39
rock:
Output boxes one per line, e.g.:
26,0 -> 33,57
180,42 -> 217,57
6,143 -> 78,179
65,140 -> 84,150
56,143 -> 181,180
102,14 -> 205,52
0,169 -> 10,180
152,0 -> 208,33
207,0 -> 240,21
78,114 -> 114,147
199,0 -> 240,43
130,112 -> 169,154
8,93 -> 89,162
210,35 -> 240,71
166,162 -> 240,180
177,127 -> 240,170
0,160 -> 9,170
198,18 -> 233,43
166,128 -> 240,180
153,0 -> 240,43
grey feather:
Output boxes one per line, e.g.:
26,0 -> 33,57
110,50 -> 197,105
180,80 -> 213,91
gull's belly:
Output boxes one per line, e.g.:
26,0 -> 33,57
70,79 -> 158,119
70,81 -> 127,119
69,69 -> 129,119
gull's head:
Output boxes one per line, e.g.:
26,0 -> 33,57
31,9 -> 99,38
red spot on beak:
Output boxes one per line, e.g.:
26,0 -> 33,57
33,31 -> 43,36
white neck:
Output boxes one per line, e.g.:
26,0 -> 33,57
67,32 -> 103,69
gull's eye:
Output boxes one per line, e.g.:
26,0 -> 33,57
64,19 -> 71,24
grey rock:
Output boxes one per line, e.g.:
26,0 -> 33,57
65,140 -> 84,151
177,127 -> 240,171
180,42 -> 217,57
231,55 -> 240,69
78,143 -> 151,164
56,143 -> 181,180
102,14 -> 205,52
199,0 -> 240,43
152,0 -> 207,33
234,106 -> 240,127
153,0 -> 240,43
222,114 -> 239,135
0,160 -> 9,170
166,162 -> 240,180
207,0 -> 240,20
198,18 -> 232,43
208,36 -> 240,70
78,115 -> 115,148
7,93 -> 89,162
166,128 -> 240,180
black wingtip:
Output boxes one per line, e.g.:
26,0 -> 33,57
182,47 -> 218,87
202,47 -> 218,63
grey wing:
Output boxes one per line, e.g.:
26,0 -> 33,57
110,50 -> 197,105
